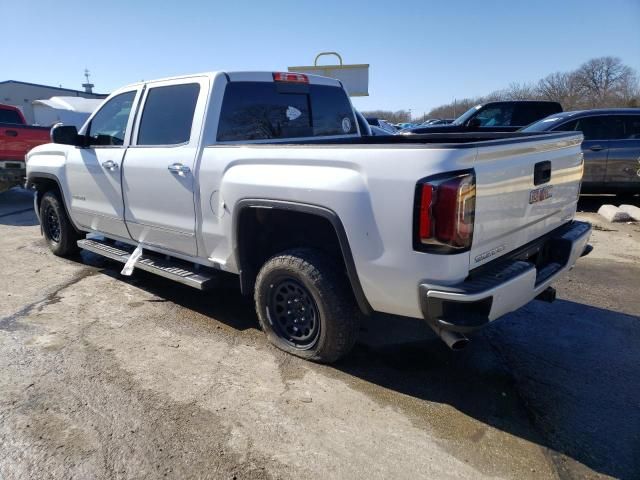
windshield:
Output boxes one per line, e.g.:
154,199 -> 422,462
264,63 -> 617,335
452,105 -> 482,125
521,115 -> 569,132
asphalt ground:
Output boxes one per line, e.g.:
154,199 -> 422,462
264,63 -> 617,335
1,188 -> 639,479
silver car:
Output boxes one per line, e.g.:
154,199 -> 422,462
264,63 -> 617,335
522,109 -> 640,193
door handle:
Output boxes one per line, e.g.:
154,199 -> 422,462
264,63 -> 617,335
588,145 -> 605,151
534,160 -> 552,185
101,160 -> 118,170
5,130 -> 18,137
168,163 -> 190,175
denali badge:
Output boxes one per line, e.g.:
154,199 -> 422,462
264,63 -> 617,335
529,185 -> 553,204
475,244 -> 505,263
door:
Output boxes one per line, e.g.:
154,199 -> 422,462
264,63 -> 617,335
122,78 -> 207,256
66,90 -> 140,238
605,115 -> 640,190
0,107 -> 29,162
552,116 -> 610,185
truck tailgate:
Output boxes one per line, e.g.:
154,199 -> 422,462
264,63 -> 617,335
470,133 -> 584,268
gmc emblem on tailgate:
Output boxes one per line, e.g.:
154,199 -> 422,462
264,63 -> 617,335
529,185 -> 553,204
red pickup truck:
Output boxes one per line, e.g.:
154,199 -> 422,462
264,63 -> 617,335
1,104 -> 50,191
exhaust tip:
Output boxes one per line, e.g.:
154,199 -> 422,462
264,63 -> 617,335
439,329 -> 470,351
536,286 -> 556,303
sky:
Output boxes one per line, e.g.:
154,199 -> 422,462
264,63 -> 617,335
4,0 -> 640,116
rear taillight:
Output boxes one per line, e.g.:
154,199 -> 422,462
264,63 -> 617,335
415,172 -> 476,252
273,72 -> 309,83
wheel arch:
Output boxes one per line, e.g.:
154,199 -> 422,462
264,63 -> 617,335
26,173 -> 81,233
233,199 -> 372,316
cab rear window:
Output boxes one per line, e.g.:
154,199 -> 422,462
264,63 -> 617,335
217,82 -> 356,142
0,109 -> 23,124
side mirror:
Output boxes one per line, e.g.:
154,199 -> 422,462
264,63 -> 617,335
50,124 -> 81,146
467,118 -> 482,128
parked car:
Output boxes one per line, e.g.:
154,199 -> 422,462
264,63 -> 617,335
365,117 -> 396,134
522,109 -> 640,193
402,101 -> 563,134
26,71 -> 590,362
1,104 -> 50,191
427,119 -> 454,126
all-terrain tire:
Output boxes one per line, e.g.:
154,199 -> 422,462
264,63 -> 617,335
39,190 -> 81,257
254,248 -> 360,363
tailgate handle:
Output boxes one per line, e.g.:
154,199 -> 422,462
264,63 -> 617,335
534,161 -> 551,186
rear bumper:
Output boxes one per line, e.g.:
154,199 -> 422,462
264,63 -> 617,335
419,221 -> 591,334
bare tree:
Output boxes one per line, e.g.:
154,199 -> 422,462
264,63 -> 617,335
504,82 -> 536,100
425,56 -> 639,117
536,72 -> 582,109
574,56 -> 637,107
360,110 -> 412,123
427,98 -> 479,120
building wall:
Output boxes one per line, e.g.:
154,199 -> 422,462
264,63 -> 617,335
0,83 -> 106,124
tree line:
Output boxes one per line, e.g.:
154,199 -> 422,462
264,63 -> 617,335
363,57 -> 639,122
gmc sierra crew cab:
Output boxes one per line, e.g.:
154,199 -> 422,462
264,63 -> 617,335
25,71 -> 591,362
1,104 -> 50,191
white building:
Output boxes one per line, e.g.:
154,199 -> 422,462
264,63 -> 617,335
32,96 -> 104,127
0,80 -> 106,124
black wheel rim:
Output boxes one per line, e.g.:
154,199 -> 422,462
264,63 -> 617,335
268,278 -> 320,349
43,204 -> 61,243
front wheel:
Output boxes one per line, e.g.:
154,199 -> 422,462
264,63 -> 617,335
40,191 -> 81,257
254,248 -> 360,363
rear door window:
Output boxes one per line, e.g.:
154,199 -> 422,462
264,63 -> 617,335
554,116 -> 625,141
624,115 -> 640,139
512,103 -> 561,126
137,83 -> 200,145
217,82 -> 356,142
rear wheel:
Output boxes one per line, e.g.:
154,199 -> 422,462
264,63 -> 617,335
40,191 -> 81,257
254,248 -> 360,363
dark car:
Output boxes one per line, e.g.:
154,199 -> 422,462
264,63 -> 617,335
402,101 -> 563,134
522,108 -> 640,193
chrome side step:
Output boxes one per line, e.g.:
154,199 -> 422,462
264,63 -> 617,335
77,238 -> 218,290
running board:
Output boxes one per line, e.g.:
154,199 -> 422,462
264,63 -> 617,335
77,238 -> 218,290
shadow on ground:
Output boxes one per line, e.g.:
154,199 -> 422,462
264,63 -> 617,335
0,187 -> 38,226
8,195 -> 640,478
340,300 -> 640,480
75,250 -> 640,479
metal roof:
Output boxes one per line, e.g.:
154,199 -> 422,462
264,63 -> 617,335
0,80 -> 107,97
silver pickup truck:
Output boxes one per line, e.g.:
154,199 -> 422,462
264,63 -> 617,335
25,71 -> 591,363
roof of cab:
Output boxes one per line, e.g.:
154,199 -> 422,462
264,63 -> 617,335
110,71 -> 342,97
